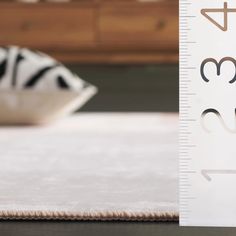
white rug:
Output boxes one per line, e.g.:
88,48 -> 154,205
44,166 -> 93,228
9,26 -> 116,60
0,113 -> 178,221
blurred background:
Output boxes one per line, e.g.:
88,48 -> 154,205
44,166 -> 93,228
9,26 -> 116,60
0,0 -> 178,112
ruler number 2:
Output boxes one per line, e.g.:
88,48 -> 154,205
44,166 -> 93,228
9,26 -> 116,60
201,109 -> 236,133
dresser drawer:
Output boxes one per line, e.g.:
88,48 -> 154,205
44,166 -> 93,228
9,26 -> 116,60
99,2 -> 178,51
0,1 -> 178,64
0,3 -> 96,50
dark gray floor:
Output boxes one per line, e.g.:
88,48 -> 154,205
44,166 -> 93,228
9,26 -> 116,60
1,221 -> 236,236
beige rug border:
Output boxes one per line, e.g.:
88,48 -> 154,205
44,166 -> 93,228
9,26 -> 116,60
0,210 -> 179,221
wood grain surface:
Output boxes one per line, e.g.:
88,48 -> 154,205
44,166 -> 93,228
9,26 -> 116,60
0,1 -> 178,64
0,4 -> 96,49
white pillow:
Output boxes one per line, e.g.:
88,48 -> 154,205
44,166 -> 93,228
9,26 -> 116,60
0,46 -> 97,125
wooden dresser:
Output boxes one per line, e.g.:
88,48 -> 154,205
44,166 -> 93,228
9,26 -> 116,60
0,0 -> 178,64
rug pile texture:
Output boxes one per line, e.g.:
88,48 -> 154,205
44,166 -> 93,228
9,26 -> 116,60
0,113 -> 178,221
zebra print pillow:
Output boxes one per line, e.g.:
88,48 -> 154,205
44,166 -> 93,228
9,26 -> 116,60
0,46 -> 97,124
0,46 -> 92,91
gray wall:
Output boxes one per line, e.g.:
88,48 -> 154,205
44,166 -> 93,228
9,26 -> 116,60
68,65 -> 178,112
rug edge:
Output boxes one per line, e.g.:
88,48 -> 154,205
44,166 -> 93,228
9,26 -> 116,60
0,210 -> 179,222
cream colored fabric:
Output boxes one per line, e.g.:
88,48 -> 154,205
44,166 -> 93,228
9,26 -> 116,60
0,88 -> 97,125
0,113 -> 178,221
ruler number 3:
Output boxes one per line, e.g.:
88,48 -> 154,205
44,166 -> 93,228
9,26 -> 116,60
200,57 -> 236,84
200,57 -> 236,132
200,60 -> 236,131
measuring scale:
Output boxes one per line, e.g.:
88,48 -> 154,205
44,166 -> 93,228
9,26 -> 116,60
180,0 -> 236,227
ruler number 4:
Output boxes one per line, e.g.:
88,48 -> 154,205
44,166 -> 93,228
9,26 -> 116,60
201,2 -> 236,32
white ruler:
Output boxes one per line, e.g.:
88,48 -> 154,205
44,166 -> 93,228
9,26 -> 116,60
180,0 -> 236,227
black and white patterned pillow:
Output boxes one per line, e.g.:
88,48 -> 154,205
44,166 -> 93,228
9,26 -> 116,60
0,46 -> 97,124
0,46 -> 91,91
